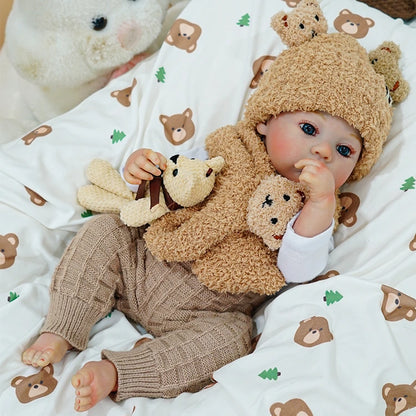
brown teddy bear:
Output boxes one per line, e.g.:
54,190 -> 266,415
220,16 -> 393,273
0,233 -> 19,269
159,108 -> 195,145
247,175 -> 306,250
77,155 -> 224,227
369,41 -> 410,104
293,316 -> 333,347
271,0 -> 328,47
11,364 -> 57,403
270,398 -> 313,416
382,380 -> 416,416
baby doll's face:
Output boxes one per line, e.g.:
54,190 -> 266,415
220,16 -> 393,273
257,111 -> 362,189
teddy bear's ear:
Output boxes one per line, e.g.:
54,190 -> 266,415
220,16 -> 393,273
379,41 -> 401,59
270,11 -> 288,34
206,156 -> 225,174
11,376 -> 24,387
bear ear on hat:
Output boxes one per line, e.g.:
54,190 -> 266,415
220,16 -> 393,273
270,0 -> 328,47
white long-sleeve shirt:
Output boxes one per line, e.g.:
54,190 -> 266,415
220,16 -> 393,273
277,213 -> 334,283
121,147 -> 333,284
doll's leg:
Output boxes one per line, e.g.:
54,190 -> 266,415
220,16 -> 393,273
22,214 -> 139,367
98,309 -> 253,401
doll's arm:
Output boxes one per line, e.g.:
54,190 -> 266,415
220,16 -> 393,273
292,159 -> 336,237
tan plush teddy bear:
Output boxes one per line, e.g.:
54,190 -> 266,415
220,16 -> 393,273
77,155 -> 224,227
247,175 -> 306,251
270,0 -> 328,47
369,41 -> 410,104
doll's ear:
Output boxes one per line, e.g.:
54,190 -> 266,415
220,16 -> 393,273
256,122 -> 268,136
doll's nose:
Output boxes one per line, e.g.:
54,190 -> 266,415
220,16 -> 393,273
311,142 -> 332,161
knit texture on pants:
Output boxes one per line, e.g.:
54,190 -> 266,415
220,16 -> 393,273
42,214 -> 266,400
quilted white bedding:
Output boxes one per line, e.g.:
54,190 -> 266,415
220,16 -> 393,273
0,0 -> 415,415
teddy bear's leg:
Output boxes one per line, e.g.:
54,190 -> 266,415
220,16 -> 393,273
77,185 -> 129,214
86,159 -> 133,199
119,197 -> 168,227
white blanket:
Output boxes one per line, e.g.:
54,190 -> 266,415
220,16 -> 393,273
1,0 -> 415,414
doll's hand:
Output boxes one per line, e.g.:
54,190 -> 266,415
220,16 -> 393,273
292,159 -> 336,237
123,148 -> 167,185
294,159 -> 335,204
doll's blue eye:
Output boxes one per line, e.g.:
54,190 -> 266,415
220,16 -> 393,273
300,123 -> 316,136
337,145 -> 352,157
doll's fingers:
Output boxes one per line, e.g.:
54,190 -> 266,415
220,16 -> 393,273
124,171 -> 142,185
155,152 -> 168,170
294,158 -> 324,170
143,149 -> 166,170
143,160 -> 163,177
124,165 -> 153,184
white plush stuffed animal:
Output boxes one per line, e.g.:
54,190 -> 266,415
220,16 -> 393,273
0,0 -> 187,142
77,155 -> 225,227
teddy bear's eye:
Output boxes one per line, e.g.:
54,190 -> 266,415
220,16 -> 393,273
262,194 -> 273,208
314,15 -> 319,22
385,86 -> 393,106
371,58 -> 378,64
28,383 -> 32,387
283,194 -> 290,202
91,16 -> 108,31
172,169 -> 178,177
299,23 -> 305,30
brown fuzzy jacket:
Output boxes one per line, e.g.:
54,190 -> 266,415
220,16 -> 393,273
144,120 -> 285,295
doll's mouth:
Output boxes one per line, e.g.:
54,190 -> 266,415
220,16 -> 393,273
273,234 -> 283,240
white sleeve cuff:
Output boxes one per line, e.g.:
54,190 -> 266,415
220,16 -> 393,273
277,213 -> 334,284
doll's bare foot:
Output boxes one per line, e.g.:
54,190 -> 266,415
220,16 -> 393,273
22,332 -> 71,367
71,360 -> 118,412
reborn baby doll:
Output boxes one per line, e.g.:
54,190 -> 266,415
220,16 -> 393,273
22,0 -> 398,411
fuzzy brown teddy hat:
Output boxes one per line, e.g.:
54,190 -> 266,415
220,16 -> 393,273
245,2 -> 393,182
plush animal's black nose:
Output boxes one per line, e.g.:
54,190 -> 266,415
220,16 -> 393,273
270,218 -> 278,225
170,154 -> 179,164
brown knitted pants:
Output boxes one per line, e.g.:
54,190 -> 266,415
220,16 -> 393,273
42,214 -> 266,401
